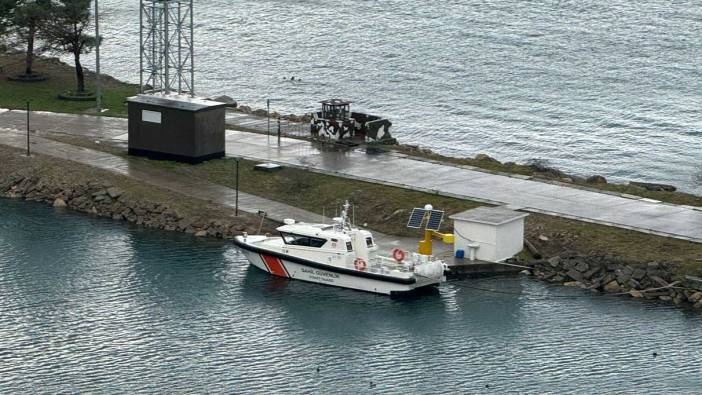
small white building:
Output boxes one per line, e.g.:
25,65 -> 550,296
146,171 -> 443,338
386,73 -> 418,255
450,206 -> 529,263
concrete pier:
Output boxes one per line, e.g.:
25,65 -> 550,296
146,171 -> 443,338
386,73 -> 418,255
0,108 -> 700,243
447,258 -> 526,277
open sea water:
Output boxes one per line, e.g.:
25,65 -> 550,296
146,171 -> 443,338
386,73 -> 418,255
2,199 -> 702,393
79,0 -> 702,194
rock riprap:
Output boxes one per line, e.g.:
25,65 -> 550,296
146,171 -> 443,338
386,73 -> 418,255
1,175 -> 261,240
530,253 -> 702,309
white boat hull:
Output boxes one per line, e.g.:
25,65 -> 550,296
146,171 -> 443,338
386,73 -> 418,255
238,247 -> 439,296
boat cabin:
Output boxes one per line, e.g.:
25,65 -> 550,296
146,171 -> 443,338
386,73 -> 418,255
276,222 -> 377,258
320,99 -> 351,121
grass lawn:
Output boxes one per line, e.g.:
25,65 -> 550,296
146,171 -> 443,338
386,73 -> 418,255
41,134 -> 702,273
0,53 -> 137,117
186,158 -> 702,269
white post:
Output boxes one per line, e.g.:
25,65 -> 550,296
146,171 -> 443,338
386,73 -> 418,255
94,0 -> 101,111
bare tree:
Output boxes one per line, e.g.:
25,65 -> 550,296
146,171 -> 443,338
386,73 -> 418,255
41,0 -> 95,92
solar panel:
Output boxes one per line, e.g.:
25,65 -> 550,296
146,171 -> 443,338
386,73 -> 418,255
407,208 -> 426,228
425,210 -> 444,231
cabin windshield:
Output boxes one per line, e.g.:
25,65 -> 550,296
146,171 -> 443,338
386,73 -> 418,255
322,104 -> 349,120
281,232 -> 327,248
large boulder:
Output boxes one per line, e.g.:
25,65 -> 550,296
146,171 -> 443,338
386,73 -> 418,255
631,268 -> 646,281
566,269 -> 584,282
53,198 -> 67,208
474,154 -> 501,164
211,95 -> 237,108
689,292 -> 702,303
586,175 -> 607,184
604,280 -> 621,293
574,261 -> 589,273
629,181 -> 676,192
106,187 -> 124,199
629,290 -> 644,298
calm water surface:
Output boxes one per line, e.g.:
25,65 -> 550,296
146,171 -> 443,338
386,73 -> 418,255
1,199 -> 702,393
79,0 -> 702,193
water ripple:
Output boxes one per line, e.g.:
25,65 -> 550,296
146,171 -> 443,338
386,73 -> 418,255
72,0 -> 702,193
1,199 -> 702,393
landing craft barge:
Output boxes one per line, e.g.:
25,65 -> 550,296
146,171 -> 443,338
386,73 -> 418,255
234,203 -> 446,295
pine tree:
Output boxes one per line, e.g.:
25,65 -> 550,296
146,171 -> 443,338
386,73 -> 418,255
41,0 -> 96,93
0,1 -> 18,40
12,0 -> 51,76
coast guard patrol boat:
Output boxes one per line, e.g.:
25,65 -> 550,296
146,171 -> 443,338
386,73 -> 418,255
234,202 -> 446,295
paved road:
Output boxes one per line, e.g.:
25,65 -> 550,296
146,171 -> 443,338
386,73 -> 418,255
1,108 -> 701,243
0,126 -> 420,252
225,111 -> 307,137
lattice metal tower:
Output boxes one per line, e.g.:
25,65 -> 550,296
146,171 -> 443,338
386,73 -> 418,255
139,0 -> 195,96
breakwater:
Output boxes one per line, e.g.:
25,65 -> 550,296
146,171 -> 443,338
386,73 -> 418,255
0,148 -> 273,240
1,144 -> 700,313
3,167 -> 700,314
530,254 -> 702,310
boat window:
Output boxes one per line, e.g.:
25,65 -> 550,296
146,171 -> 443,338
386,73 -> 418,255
280,232 -> 327,248
366,237 -> 374,247
346,241 -> 353,252
309,237 -> 327,248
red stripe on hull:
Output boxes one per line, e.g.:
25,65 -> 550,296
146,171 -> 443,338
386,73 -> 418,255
261,255 -> 289,278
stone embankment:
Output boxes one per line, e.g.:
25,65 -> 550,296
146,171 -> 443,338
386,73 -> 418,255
209,95 -> 311,123
235,105 -> 312,123
0,173 -> 270,240
530,254 -> 702,309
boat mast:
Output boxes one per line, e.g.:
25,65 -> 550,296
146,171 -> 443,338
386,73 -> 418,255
341,200 -> 351,231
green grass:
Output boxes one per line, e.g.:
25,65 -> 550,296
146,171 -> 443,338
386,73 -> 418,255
0,78 -> 136,117
147,157 -> 483,237
0,53 -> 138,117
527,213 -> 702,267
16,135 -> 702,271
130,154 -> 702,269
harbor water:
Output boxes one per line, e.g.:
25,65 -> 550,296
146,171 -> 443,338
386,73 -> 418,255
1,199 -> 701,393
79,0 -> 702,193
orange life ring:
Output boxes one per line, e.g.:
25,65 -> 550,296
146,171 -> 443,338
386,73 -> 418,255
354,258 -> 367,271
392,248 -> 406,262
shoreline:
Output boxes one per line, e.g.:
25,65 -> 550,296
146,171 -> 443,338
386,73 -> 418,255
1,140 -> 702,312
2,51 -> 700,201
2,52 -> 702,311
0,145 -> 280,240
